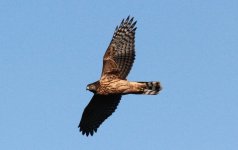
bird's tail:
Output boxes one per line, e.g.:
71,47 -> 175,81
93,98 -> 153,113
138,81 -> 162,95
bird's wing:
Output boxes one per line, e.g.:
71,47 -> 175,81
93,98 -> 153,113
79,94 -> 122,136
101,16 -> 137,79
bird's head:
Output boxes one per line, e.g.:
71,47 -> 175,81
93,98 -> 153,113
86,81 -> 99,93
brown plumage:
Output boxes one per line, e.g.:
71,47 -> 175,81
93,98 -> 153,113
79,16 -> 162,136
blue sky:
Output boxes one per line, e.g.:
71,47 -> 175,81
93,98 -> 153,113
0,0 -> 238,149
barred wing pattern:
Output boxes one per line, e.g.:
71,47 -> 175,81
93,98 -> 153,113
102,16 -> 137,79
79,94 -> 122,136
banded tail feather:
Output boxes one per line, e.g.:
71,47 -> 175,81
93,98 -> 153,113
139,81 -> 162,95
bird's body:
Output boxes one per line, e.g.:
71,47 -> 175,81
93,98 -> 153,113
79,16 -> 162,136
97,78 -> 133,95
90,78 -> 161,95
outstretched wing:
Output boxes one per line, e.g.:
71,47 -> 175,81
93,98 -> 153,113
101,16 -> 137,79
79,94 -> 122,136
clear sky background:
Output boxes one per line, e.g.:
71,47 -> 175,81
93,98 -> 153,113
0,0 -> 237,149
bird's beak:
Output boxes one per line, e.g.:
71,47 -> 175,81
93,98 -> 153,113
86,86 -> 89,90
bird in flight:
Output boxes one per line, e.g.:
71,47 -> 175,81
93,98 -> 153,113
79,16 -> 162,136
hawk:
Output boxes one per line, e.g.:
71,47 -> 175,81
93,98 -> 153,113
79,16 -> 162,136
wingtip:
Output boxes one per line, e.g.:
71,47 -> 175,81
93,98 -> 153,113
126,15 -> 130,22
132,27 -> 137,32
80,130 -> 94,136
79,126 -> 96,137
129,17 -> 134,24
120,19 -> 125,26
